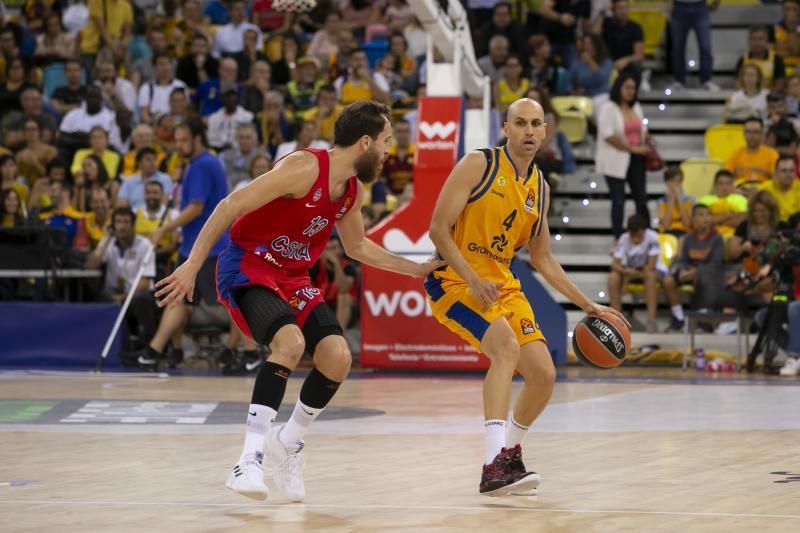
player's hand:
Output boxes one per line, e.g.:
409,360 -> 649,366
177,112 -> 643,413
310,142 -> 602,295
410,257 -> 447,278
154,261 -> 200,307
582,302 -> 631,329
468,275 -> 503,308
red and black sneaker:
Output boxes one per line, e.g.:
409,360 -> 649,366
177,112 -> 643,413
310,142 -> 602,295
479,447 -> 541,496
479,447 -> 514,495
505,444 -> 541,496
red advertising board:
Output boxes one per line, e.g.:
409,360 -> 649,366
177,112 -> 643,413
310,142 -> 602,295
360,97 -> 490,369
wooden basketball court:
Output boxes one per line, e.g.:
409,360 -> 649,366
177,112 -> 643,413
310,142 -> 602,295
1,369 -> 799,532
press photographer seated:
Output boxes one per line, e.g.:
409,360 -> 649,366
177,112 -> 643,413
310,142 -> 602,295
85,207 -> 157,349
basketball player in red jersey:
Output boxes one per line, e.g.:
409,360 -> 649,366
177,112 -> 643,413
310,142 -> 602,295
155,101 -> 444,502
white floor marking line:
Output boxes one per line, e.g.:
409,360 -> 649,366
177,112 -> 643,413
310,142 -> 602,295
0,500 -> 799,519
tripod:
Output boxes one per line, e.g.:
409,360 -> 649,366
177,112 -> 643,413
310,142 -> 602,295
746,275 -> 794,374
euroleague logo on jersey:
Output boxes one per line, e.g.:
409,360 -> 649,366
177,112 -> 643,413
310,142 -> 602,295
524,188 -> 536,213
418,121 -> 457,151
336,196 -> 353,219
520,318 -> 535,335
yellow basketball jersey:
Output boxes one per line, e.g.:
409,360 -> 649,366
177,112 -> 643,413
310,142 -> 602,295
434,146 -> 548,289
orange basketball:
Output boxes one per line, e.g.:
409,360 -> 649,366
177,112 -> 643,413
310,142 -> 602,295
572,312 -> 631,369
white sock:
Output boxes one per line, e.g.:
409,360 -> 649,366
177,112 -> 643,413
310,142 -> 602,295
671,305 -> 685,321
280,400 -> 323,446
241,404 -> 276,459
484,419 -> 506,464
506,416 -> 529,448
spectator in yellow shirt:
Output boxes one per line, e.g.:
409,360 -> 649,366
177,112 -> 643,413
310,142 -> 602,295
698,169 -> 748,237
302,85 -> 343,144
121,124 -> 166,178
758,155 -> 800,221
79,0 -> 133,69
657,165 -> 695,237
725,116 -> 779,188
71,126 -> 121,181
84,186 -> 112,249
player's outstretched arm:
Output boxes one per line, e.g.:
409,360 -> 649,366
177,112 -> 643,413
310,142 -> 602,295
154,152 -> 319,306
429,151 -> 502,308
336,182 -> 445,277
528,185 -> 630,326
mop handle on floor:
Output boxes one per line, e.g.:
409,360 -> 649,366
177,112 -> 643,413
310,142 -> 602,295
96,246 -> 155,372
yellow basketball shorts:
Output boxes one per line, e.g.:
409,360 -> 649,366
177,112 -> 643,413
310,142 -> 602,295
423,274 -> 546,350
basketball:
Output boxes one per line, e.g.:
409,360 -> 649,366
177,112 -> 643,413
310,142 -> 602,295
572,312 -> 631,369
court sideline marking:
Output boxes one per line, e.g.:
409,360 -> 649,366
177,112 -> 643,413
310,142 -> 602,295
0,499 -> 799,520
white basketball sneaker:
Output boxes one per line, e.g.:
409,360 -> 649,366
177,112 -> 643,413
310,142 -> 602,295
266,425 -> 306,502
225,451 -> 269,500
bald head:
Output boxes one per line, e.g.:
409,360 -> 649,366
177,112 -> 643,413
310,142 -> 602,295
506,98 -> 544,121
504,98 -> 546,158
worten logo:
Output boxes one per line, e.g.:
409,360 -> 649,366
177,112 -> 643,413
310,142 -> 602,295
418,121 -> 457,151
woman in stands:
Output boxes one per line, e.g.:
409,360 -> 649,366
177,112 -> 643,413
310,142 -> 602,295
595,72 -> 651,240
570,34 -> 613,113
0,188 -> 27,228
494,55 -> 529,113
74,154 -> 112,213
725,64 -> 768,122
726,190 -> 790,262
525,86 -> 576,185
0,155 -> 30,209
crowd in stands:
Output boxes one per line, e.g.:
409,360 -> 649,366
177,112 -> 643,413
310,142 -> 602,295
0,0 -> 797,373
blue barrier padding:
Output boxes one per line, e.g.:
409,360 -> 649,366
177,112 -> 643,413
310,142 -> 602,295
0,302 -> 123,368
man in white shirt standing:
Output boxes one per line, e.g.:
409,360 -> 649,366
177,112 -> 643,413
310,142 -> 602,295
138,52 -> 189,124
206,83 -> 254,151
212,0 -> 262,57
86,206 -> 158,349
273,120 -> 330,161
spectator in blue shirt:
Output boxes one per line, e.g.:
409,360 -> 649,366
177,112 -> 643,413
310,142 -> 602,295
195,57 -> 240,117
117,147 -> 173,210
133,117 -> 229,369
570,34 -> 613,103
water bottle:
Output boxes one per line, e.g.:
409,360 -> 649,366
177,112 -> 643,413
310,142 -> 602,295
695,348 -> 706,371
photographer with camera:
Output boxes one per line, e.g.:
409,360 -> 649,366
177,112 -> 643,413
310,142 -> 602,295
86,207 -> 157,350
741,209 -> 800,375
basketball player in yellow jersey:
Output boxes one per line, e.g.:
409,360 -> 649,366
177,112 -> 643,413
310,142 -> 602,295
427,98 -> 628,496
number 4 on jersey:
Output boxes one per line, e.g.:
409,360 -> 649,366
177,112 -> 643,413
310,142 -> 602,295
502,209 -> 517,231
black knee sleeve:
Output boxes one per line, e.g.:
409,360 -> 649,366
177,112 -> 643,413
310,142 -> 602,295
235,286 -> 296,346
299,367 -> 341,409
302,303 -> 343,355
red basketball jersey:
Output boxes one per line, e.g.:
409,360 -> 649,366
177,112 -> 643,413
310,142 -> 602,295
229,148 -> 358,273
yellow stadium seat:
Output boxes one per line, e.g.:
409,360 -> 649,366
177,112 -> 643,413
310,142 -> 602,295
558,111 -> 588,144
658,233 -> 679,266
704,123 -> 746,162
628,9 -> 667,57
552,96 -> 593,118
680,158 -> 722,200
